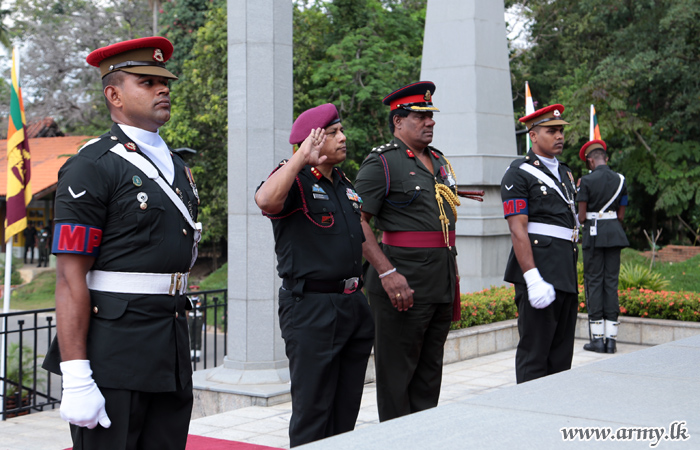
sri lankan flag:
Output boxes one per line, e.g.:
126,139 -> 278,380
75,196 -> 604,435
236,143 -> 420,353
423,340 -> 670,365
590,104 -> 602,141
5,48 -> 32,242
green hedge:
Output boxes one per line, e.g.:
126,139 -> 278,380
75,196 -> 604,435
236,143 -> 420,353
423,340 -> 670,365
453,285 -> 700,330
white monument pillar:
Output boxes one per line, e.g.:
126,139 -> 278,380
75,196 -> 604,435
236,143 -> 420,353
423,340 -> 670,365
192,0 -> 292,416
420,0 -> 516,293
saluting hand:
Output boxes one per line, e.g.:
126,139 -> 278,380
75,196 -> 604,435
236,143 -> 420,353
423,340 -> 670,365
297,128 -> 327,166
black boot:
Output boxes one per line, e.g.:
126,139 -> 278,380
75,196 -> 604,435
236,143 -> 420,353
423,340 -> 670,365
584,338 -> 606,353
606,338 -> 617,354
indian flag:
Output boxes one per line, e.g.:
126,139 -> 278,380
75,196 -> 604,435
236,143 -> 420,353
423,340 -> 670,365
5,47 -> 32,241
590,104 -> 602,141
525,81 -> 535,151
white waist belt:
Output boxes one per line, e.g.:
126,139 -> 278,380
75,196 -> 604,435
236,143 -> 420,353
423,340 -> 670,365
586,211 -> 617,220
86,270 -> 189,296
527,222 -> 578,242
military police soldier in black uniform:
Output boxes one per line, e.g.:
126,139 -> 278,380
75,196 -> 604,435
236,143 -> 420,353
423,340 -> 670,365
255,103 -> 374,447
355,81 -> 461,421
43,37 -> 200,450
578,139 -> 629,354
500,104 -> 579,384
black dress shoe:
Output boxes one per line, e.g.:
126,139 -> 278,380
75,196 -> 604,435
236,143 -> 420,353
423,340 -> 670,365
606,339 -> 617,354
583,338 -> 606,353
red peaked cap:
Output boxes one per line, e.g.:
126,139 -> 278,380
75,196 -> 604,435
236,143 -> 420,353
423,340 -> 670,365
519,104 -> 569,130
579,139 -> 607,161
382,81 -> 439,112
86,36 -> 177,79
289,103 -> 341,145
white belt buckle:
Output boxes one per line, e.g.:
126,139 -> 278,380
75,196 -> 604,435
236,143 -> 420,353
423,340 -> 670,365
170,273 -> 183,296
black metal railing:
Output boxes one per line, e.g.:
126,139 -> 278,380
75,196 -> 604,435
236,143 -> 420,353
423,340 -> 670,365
0,288 -> 227,420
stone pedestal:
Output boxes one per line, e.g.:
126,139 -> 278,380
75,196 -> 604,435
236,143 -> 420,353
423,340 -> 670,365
193,0 -> 293,412
420,0 -> 517,293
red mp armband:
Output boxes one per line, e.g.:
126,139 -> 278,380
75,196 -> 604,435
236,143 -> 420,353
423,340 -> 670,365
503,198 -> 528,217
52,223 -> 103,257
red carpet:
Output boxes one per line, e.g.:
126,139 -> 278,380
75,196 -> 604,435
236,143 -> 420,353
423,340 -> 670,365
65,435 -> 283,450
186,435 -> 283,449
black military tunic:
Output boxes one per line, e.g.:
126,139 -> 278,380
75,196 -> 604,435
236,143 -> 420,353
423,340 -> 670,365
578,164 -> 629,321
261,163 -> 374,447
500,150 -> 578,383
354,137 -> 456,421
43,123 -> 197,448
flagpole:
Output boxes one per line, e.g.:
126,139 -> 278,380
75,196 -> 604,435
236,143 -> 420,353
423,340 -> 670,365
1,241 -> 11,416
590,104 -> 595,141
525,81 -> 534,153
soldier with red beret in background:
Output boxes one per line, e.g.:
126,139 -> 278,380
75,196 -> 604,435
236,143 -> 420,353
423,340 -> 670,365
43,37 -> 201,449
500,104 -> 579,384
578,139 -> 629,354
255,104 -> 374,447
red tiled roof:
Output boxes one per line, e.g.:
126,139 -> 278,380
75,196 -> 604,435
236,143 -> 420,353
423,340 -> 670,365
0,136 -> 96,198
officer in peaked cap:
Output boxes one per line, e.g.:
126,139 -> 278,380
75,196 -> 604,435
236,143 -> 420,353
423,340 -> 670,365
43,37 -> 200,450
355,81 -> 462,421
500,104 -> 579,383
255,103 -> 374,447
578,139 -> 629,354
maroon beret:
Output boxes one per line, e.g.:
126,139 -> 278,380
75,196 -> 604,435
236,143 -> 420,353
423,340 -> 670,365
289,104 -> 340,145
580,139 -> 607,161
87,36 -> 177,79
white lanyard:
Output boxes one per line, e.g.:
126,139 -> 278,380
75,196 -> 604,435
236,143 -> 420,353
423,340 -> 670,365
598,174 -> 625,214
109,143 -> 202,268
519,163 -> 579,226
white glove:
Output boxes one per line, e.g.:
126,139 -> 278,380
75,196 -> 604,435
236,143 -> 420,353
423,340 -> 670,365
59,360 -> 111,429
523,268 -> 556,309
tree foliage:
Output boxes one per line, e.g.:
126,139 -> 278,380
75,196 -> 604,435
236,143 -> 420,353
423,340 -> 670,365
294,0 -> 427,179
160,2 -> 227,252
509,0 -> 700,248
8,0 -> 153,135
158,0 -> 213,77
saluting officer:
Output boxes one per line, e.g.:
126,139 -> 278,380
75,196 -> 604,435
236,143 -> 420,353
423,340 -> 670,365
43,37 -> 200,450
255,104 -> 374,447
355,81 -> 461,421
500,104 -> 579,384
578,139 -> 629,354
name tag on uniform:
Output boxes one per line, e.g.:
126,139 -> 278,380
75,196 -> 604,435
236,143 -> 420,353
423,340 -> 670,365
313,193 -> 329,200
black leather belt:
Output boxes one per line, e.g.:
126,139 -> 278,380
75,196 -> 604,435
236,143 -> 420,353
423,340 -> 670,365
283,277 -> 363,294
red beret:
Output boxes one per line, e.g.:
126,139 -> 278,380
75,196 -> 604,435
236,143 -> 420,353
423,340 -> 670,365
383,81 -> 439,112
519,104 -> 569,130
580,139 -> 607,161
86,36 -> 177,79
289,104 -> 340,145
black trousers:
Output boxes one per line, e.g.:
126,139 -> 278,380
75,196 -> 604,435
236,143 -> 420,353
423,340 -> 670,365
514,284 -> 578,384
369,292 -> 452,422
583,246 -> 622,321
278,288 -> 374,448
69,378 -> 193,450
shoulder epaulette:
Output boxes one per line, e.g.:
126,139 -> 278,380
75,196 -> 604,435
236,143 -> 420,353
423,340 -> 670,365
75,134 -> 119,161
370,142 -> 399,154
509,156 -> 529,169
